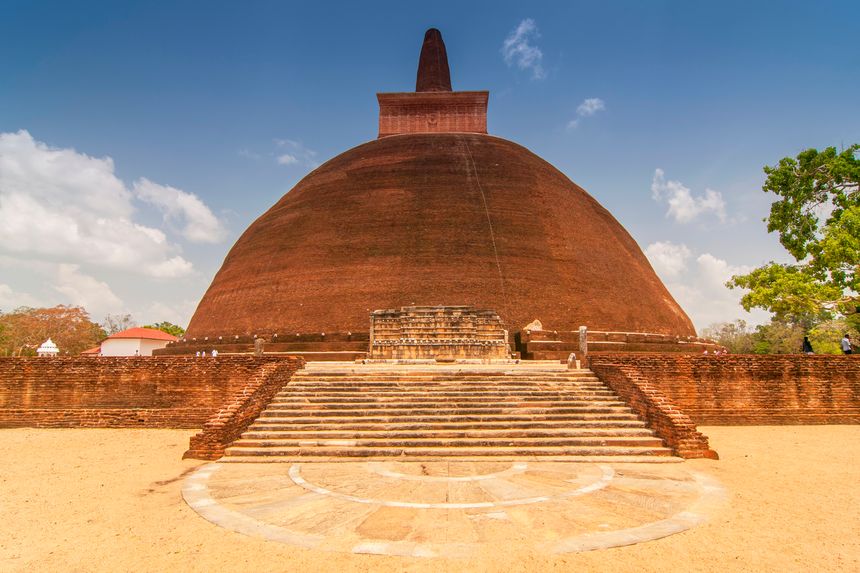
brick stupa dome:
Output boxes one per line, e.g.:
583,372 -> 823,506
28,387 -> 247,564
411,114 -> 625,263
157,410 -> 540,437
185,30 -> 695,339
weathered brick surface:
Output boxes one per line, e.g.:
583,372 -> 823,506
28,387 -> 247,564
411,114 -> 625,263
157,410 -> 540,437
0,356 -> 301,429
589,362 -> 717,459
377,92 -> 489,137
184,358 -> 302,460
518,329 -> 722,360
185,133 -> 696,342
589,354 -> 860,425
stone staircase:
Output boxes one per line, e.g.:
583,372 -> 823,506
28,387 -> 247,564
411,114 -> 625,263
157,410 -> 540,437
222,363 -> 677,461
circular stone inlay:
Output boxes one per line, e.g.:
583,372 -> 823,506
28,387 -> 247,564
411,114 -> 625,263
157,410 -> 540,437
289,462 -> 614,508
182,460 -> 726,558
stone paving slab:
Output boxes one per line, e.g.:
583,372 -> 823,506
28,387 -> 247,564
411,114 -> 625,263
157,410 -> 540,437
220,454 -> 683,463
183,460 -> 725,557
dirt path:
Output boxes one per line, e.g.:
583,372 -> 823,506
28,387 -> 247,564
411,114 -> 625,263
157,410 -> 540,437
1,426 -> 858,572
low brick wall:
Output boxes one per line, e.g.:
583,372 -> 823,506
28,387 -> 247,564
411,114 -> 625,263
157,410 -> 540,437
184,358 -> 303,460
589,362 -> 717,459
0,356 -> 301,428
589,354 -> 860,425
517,329 -> 720,360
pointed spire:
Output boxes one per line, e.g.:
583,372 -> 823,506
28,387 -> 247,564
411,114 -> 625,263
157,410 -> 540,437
416,28 -> 452,92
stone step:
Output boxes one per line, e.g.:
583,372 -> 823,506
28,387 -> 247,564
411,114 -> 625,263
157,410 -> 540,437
294,376 -> 599,382
258,405 -> 634,417
285,382 -> 609,389
288,378 -> 605,385
248,419 -> 647,432
298,373 -> 574,377
269,351 -> 367,361
286,384 -> 609,392
230,436 -> 665,449
223,445 -> 674,457
257,341 -> 369,351
293,370 -> 596,375
287,380 -> 606,386
254,412 -> 642,424
275,390 -> 618,399
221,366 -> 671,462
240,427 -> 657,440
220,454 -> 682,463
298,368 -> 594,377
267,398 -> 626,408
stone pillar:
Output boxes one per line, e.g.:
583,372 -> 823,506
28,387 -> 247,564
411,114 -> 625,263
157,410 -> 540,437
579,326 -> 588,359
254,337 -> 264,356
368,312 -> 375,353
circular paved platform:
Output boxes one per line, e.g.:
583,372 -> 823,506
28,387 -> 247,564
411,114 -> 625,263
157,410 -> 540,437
182,461 -> 725,558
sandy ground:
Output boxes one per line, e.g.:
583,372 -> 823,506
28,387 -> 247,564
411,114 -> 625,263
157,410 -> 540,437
1,426 -> 858,573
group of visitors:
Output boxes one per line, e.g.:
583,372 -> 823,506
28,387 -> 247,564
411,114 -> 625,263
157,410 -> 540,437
801,333 -> 855,355
195,349 -> 219,357
840,333 -> 854,355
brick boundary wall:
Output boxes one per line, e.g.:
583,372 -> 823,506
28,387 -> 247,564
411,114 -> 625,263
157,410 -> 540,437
0,356 -> 299,428
588,362 -> 717,459
589,354 -> 860,425
184,357 -> 303,460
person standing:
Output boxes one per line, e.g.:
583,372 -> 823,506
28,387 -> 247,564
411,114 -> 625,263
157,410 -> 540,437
841,333 -> 853,355
802,336 -> 814,354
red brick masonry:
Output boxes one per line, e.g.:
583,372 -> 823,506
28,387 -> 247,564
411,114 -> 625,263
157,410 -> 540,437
590,354 -> 860,426
377,92 -> 489,137
0,356 -> 302,429
588,356 -> 717,459
184,358 -> 303,460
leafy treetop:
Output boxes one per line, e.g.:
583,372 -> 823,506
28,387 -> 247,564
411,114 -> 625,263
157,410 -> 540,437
144,321 -> 186,337
729,144 -> 859,325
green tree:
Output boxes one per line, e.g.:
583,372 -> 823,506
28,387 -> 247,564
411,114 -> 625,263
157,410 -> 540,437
144,321 -> 186,337
700,320 -> 756,354
750,319 -> 805,354
728,145 -> 859,325
807,319 -> 851,355
0,317 -> 8,352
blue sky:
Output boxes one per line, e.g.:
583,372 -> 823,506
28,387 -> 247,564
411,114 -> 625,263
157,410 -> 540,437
1,1 -> 858,332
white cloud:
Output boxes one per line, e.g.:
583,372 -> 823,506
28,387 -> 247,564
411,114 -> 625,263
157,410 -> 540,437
0,283 -> 40,311
240,138 -> 319,169
645,241 -> 768,332
133,178 -> 226,244
143,299 -> 199,329
274,139 -> 318,168
238,148 -> 261,160
0,130 -> 201,277
644,241 -> 691,278
567,97 -> 606,129
577,98 -> 605,116
146,256 -> 194,278
53,264 -> 123,316
501,19 -> 546,80
651,168 -> 727,223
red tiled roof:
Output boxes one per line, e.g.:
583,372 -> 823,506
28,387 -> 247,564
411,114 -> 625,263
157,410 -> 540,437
107,327 -> 178,342
81,346 -> 101,354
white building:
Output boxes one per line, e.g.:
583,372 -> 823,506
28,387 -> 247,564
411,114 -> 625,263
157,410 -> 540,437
37,338 -> 59,357
99,327 -> 177,357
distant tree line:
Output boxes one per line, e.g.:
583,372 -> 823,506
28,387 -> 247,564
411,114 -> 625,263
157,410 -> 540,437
711,144 -> 859,353
701,317 -> 853,355
725,144 -> 858,346
0,306 -> 185,356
